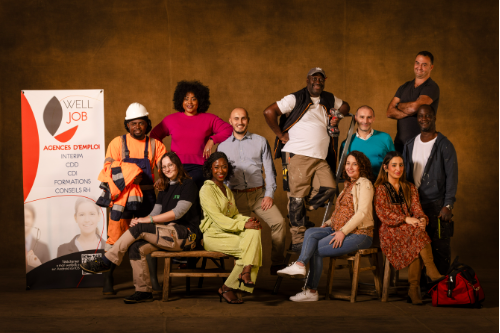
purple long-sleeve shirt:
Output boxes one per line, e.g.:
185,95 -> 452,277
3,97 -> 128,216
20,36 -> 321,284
150,112 -> 232,165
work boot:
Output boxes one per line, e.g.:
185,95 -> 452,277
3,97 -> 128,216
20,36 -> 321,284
420,243 -> 444,282
290,243 -> 303,253
123,291 -> 154,304
146,254 -> 162,294
407,257 -> 423,305
102,263 -> 116,295
80,257 -> 110,274
307,187 -> 335,211
289,197 -> 306,226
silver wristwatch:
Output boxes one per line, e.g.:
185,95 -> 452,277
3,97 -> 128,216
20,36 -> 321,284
445,204 -> 453,211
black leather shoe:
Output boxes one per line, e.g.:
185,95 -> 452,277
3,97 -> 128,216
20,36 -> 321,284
124,291 -> 154,304
80,257 -> 110,274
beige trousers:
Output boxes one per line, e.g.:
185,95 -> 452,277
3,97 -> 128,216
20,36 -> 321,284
233,188 -> 286,265
288,154 -> 336,244
105,226 -> 190,292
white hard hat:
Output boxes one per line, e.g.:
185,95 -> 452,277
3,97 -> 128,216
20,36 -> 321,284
125,102 -> 149,120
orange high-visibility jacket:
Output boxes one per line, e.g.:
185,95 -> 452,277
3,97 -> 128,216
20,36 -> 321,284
96,134 -> 167,221
97,160 -> 143,221
104,134 -> 167,174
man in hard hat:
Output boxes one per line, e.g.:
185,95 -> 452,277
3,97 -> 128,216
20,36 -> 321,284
97,102 -> 167,295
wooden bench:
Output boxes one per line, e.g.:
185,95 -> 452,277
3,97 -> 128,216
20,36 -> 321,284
325,248 -> 382,302
151,250 -> 232,302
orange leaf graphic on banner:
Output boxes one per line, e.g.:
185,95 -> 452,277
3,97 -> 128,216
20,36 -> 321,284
55,125 -> 78,142
21,92 -> 40,201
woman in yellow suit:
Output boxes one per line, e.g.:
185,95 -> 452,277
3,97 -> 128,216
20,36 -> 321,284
199,152 -> 262,304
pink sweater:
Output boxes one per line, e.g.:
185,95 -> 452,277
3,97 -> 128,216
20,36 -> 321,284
150,112 -> 232,165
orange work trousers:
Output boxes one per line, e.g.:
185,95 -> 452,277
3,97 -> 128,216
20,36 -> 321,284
106,217 -> 131,246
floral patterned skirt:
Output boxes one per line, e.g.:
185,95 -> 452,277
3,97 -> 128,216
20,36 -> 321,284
379,223 -> 431,270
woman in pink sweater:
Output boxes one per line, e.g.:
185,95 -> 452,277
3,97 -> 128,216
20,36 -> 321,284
150,81 -> 232,188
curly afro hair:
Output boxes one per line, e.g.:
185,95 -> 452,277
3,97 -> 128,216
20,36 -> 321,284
173,80 -> 211,113
342,150 -> 374,182
202,151 -> 235,181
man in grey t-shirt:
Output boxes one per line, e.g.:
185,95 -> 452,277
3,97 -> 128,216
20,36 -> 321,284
387,51 -> 440,152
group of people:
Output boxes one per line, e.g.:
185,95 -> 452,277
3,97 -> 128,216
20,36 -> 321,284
79,50 -> 458,306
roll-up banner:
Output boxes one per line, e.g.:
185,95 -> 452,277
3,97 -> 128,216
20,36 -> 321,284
22,90 -> 106,290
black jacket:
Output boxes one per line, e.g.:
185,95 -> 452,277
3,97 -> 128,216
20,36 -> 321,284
403,132 -> 458,207
273,87 -> 339,169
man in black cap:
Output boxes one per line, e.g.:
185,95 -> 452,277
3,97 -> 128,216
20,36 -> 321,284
263,67 -> 350,251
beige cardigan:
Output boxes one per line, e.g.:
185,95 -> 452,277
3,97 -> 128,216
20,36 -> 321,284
326,177 -> 374,235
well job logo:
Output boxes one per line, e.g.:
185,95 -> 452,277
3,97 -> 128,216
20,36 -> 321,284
43,96 -> 92,142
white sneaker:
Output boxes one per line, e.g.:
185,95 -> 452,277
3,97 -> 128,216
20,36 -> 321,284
277,261 -> 306,279
290,288 -> 319,302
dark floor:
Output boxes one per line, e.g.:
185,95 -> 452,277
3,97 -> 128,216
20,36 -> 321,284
2,259 -> 498,333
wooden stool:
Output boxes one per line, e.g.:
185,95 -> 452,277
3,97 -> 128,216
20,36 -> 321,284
381,256 -> 415,302
151,250 -> 232,302
325,248 -> 381,303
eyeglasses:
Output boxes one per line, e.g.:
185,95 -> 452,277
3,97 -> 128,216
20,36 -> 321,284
162,163 -> 176,170
309,76 -> 325,83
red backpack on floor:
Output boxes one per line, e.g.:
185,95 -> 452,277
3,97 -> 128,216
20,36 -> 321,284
428,257 -> 485,308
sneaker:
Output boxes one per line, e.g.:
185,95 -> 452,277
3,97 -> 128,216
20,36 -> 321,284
290,288 -> 319,302
290,243 -> 303,253
277,261 -> 306,279
123,291 -> 154,304
80,257 -> 110,274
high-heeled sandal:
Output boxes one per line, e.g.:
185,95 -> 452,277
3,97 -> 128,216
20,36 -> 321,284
217,288 -> 243,304
238,271 -> 255,288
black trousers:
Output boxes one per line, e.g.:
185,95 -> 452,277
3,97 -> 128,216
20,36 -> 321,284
421,198 -> 452,275
183,164 -> 204,189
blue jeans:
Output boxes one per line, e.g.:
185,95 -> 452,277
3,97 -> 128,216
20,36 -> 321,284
297,227 -> 373,290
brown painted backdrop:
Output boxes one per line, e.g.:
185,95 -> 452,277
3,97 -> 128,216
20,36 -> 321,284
1,0 -> 498,269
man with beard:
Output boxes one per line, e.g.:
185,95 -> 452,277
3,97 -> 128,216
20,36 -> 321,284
218,108 -> 286,274
263,67 -> 350,251
387,51 -> 440,153
340,105 -> 395,178
403,105 -> 458,276
98,103 -> 167,295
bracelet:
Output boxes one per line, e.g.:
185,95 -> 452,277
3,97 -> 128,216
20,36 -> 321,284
149,216 -> 154,224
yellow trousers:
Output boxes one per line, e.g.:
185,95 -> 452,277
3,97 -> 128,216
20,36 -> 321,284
203,225 -> 262,293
